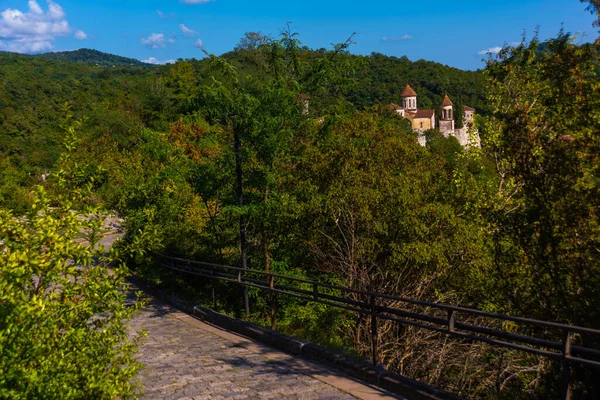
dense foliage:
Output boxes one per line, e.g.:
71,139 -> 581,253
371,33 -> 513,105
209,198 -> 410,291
0,188 -> 145,399
1,19 -> 599,399
0,43 -> 487,212
36,48 -> 152,67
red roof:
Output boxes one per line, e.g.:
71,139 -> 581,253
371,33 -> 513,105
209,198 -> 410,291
400,85 -> 417,97
414,110 -> 435,119
440,95 -> 453,107
389,103 -> 404,110
464,106 -> 475,112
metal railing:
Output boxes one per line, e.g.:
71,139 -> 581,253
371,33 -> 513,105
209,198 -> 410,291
154,253 -> 600,399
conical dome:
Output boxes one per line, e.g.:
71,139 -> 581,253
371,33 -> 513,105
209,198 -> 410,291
440,95 -> 453,107
400,85 -> 417,97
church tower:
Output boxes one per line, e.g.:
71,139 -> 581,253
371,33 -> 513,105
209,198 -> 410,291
401,85 -> 418,110
439,95 -> 455,135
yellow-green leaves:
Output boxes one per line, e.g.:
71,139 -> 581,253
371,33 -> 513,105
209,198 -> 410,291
0,187 -> 144,399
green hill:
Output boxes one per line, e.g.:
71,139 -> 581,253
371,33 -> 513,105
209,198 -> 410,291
221,49 -> 489,117
36,48 -> 152,68
0,46 -> 488,188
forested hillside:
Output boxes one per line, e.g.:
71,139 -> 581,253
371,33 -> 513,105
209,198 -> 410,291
36,48 -> 152,67
1,28 -> 599,399
223,46 -> 489,115
0,51 -> 159,210
0,45 -> 487,211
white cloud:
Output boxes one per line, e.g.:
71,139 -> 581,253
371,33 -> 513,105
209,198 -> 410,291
193,39 -> 203,48
382,34 -> 412,42
28,0 -> 43,15
180,0 -> 214,4
47,0 -> 64,19
74,29 -> 86,40
141,33 -> 172,49
179,24 -> 198,36
0,38 -> 52,52
0,0 -> 72,53
142,57 -> 176,65
478,46 -> 503,55
157,10 -> 174,19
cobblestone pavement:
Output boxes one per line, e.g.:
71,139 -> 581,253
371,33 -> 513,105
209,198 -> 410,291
129,297 -> 371,400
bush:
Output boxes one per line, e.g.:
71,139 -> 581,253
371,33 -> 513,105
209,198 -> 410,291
0,187 -> 145,399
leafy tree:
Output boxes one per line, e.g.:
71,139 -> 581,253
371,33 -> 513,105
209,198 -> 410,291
485,32 -> 600,325
189,27 -> 359,314
581,0 -> 600,37
234,31 -> 271,52
484,32 -> 600,398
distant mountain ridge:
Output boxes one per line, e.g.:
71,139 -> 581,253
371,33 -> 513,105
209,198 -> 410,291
35,48 -> 152,67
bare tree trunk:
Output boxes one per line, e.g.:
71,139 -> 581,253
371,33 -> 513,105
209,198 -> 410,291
201,196 -> 224,263
263,185 -> 274,328
263,185 -> 271,274
234,127 -> 250,316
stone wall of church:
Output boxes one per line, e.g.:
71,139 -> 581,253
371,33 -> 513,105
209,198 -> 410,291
412,118 -> 433,131
454,127 -> 481,148
439,120 -> 454,136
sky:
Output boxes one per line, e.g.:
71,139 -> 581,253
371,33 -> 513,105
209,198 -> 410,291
0,0 -> 596,70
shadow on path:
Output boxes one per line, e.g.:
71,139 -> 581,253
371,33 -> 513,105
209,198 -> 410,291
128,281 -> 401,399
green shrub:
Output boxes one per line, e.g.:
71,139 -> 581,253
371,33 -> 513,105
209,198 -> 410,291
0,187 -> 145,399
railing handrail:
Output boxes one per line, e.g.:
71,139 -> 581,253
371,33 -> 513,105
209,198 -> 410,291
155,253 -> 600,336
152,252 -> 600,398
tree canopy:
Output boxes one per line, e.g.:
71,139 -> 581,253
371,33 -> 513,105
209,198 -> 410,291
1,23 -> 599,399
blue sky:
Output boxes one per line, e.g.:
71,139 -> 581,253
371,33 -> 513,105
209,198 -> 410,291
0,0 -> 596,70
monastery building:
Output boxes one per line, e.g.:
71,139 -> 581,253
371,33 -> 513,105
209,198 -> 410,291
390,85 -> 479,147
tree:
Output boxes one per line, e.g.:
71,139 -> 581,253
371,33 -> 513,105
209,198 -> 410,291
191,28 -> 358,317
581,0 -> 600,37
234,31 -> 271,52
484,32 -> 600,397
279,107 -> 505,396
485,32 -> 600,323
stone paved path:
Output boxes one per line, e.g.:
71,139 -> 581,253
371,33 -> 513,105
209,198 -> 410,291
129,296 -> 400,400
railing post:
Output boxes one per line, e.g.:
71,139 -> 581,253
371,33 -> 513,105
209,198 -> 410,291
237,268 -> 249,317
370,294 -> 378,367
447,310 -> 455,333
270,274 -> 276,330
211,266 -> 217,310
562,329 -> 572,400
